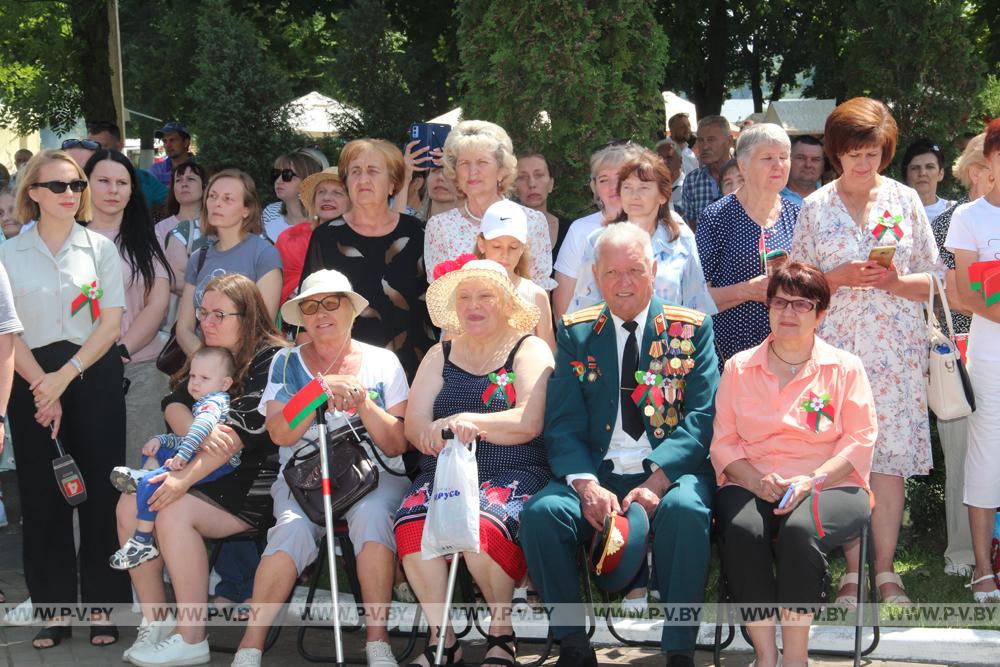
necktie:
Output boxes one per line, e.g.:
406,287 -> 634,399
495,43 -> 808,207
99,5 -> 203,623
621,320 -> 643,440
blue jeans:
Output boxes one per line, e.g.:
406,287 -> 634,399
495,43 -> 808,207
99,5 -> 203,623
136,449 -> 234,522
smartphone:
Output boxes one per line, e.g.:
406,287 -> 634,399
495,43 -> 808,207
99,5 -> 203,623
868,245 -> 896,269
408,123 -> 451,165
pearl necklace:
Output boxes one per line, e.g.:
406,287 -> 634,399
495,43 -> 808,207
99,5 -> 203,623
463,201 -> 483,223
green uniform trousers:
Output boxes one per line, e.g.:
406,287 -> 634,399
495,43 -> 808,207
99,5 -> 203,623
520,468 -> 714,652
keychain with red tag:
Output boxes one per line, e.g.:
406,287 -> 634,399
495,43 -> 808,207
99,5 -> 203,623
51,426 -> 87,506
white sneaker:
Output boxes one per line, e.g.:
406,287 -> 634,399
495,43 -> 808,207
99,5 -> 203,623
110,466 -> 149,494
127,633 -> 209,667
621,594 -> 648,616
231,647 -> 262,667
122,617 -> 177,662
365,640 -> 398,666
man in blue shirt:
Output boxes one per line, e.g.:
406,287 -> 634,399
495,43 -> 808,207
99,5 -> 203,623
150,121 -> 195,188
779,135 -> 824,206
678,115 -> 732,226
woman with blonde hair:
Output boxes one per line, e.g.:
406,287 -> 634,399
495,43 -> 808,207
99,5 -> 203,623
424,120 -> 555,290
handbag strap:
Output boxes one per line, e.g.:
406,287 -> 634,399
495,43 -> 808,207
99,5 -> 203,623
925,272 -> 957,340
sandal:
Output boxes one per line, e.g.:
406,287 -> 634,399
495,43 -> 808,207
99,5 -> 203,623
89,623 -> 119,646
482,632 -> 516,666
966,574 -> 1000,603
834,572 -> 859,608
875,571 -> 912,605
407,638 -> 464,666
32,624 -> 72,649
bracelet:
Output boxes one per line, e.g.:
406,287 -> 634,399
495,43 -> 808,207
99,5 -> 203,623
68,356 -> 84,379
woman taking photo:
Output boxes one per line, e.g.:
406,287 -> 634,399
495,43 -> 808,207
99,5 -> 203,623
712,262 -> 876,667
395,259 -> 553,666
159,162 -> 210,297
515,151 -> 571,262
568,149 -> 715,315
695,123 -> 800,363
232,269 -> 410,667
945,118 -> 1000,602
117,274 -> 288,665
424,120 -> 555,290
175,169 -> 282,357
552,142 -> 648,319
0,150 -> 130,648
791,97 -> 941,606
301,139 -> 433,381
261,150 -> 323,243
84,149 -> 172,465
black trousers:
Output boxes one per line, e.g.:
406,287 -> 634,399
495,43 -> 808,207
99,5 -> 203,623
8,341 -> 132,605
715,484 -> 869,617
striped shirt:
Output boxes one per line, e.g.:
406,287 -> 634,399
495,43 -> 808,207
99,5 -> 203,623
157,391 -> 232,464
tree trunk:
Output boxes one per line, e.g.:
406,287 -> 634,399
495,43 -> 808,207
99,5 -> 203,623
696,0 -> 728,116
68,0 -> 116,124
747,45 -> 764,113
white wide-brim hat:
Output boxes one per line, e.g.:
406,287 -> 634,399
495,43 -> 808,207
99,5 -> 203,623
280,269 -> 369,327
426,258 -> 540,334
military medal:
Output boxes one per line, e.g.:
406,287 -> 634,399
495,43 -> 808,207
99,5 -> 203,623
680,339 -> 695,355
654,314 -> 666,336
668,321 -> 683,338
649,359 -> 663,372
653,428 -> 665,439
666,406 -> 679,427
644,405 -> 655,417
586,355 -> 600,382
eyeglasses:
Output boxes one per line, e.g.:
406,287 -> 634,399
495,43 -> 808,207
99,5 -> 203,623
196,307 -> 243,324
767,297 -> 817,313
271,168 -> 298,183
61,139 -> 101,151
31,180 -> 89,194
298,294 -> 343,316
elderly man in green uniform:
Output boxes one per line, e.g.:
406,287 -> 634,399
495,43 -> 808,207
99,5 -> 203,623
521,223 -> 719,667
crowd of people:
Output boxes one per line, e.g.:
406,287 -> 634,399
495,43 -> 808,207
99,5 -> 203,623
0,99 -> 996,667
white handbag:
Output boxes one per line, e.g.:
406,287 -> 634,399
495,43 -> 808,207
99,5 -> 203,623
925,273 -> 975,420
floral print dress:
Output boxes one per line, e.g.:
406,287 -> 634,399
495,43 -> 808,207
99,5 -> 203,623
791,178 -> 942,477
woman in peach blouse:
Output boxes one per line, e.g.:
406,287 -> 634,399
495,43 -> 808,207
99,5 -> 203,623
711,262 -> 876,667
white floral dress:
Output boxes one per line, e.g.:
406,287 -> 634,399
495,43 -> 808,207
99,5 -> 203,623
791,178 -> 942,477
424,204 -> 556,289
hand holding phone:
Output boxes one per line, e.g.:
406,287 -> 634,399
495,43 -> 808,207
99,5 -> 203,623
868,245 -> 896,269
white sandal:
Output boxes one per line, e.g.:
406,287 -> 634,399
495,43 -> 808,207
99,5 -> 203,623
875,572 -> 912,605
834,572 -> 859,607
966,574 -> 1000,603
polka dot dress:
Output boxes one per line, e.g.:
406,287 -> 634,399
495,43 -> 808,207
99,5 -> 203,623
695,193 -> 800,362
394,336 -> 551,576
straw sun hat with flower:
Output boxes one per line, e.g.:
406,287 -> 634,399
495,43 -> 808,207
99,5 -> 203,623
298,166 -> 342,219
427,256 -> 540,335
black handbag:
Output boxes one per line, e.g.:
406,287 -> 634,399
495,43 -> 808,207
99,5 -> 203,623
156,245 -> 209,375
282,415 -> 379,525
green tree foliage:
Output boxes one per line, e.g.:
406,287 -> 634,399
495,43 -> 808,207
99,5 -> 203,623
457,0 -> 668,217
185,0 -> 301,194
807,0 -> 984,143
656,0 -> 730,117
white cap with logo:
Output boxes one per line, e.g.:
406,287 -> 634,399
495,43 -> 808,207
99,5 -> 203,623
480,199 -> 528,243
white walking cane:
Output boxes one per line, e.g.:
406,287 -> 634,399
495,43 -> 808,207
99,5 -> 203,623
316,405 -> 346,667
435,429 -> 476,666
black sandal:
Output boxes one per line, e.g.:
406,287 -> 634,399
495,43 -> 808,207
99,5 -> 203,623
482,632 -> 516,666
32,624 -> 72,649
89,623 -> 119,646
407,638 -> 464,666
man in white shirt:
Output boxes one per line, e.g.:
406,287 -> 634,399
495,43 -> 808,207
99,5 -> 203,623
521,223 -> 719,667
668,113 -> 699,177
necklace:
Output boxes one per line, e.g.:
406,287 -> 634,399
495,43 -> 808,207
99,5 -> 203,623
463,201 -> 483,223
769,342 -> 811,374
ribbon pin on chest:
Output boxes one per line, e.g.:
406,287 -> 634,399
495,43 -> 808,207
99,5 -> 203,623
872,210 -> 904,242
71,281 -> 103,322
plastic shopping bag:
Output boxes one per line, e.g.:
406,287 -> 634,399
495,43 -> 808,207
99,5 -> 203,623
421,437 -> 480,558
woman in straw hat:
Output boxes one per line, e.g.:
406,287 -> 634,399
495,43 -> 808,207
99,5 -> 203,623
394,258 -> 554,666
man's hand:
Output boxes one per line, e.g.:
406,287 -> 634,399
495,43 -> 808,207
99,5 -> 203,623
572,479 -> 621,530
622,469 -> 669,518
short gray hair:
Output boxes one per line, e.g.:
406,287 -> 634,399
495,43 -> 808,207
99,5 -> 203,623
736,123 -> 791,164
696,115 -> 731,135
594,222 -> 654,267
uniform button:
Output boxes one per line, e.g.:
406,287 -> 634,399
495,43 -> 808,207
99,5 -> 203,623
605,424 -> 612,432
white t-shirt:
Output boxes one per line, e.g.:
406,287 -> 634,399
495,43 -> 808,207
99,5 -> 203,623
553,211 -> 603,278
259,342 -> 410,473
262,202 -> 290,244
925,196 -> 954,223
944,197 -> 1000,361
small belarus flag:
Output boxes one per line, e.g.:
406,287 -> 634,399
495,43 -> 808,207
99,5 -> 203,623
968,260 -> 1000,292
984,266 -> 1000,307
282,378 -> 328,428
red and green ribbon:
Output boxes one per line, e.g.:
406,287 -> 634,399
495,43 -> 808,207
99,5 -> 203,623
282,377 -> 328,428
570,361 -> 585,381
70,281 -> 103,322
801,391 -> 835,433
482,369 -> 516,407
809,475 -> 827,539
631,370 -> 664,409
872,210 -> 904,242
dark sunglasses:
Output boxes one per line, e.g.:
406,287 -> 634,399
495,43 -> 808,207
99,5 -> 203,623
271,168 -> 298,183
61,139 -> 101,151
767,297 -> 817,313
298,294 -> 343,316
31,180 -> 89,194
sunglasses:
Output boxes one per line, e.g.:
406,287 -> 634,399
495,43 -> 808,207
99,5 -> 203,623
61,139 -> 101,151
767,297 -> 817,313
271,168 -> 298,183
31,180 -> 89,194
298,294 -> 343,316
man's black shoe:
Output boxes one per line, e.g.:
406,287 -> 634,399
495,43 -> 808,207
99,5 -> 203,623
555,645 -> 598,666
666,652 -> 695,667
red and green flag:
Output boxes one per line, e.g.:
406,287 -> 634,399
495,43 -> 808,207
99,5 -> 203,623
984,266 -> 1000,307
282,378 -> 328,428
70,281 -> 103,322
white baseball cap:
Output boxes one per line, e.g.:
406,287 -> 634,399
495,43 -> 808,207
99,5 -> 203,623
480,199 -> 528,243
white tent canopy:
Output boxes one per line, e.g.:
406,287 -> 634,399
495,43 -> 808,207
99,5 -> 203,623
763,99 -> 835,136
662,91 -> 697,130
287,91 -> 358,137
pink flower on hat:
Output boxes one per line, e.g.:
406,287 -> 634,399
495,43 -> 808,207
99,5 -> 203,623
432,253 -> 478,280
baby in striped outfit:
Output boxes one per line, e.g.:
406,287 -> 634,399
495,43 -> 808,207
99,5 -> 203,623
109,346 -> 237,570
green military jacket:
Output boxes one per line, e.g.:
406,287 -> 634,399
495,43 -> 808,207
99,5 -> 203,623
544,297 -> 720,483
